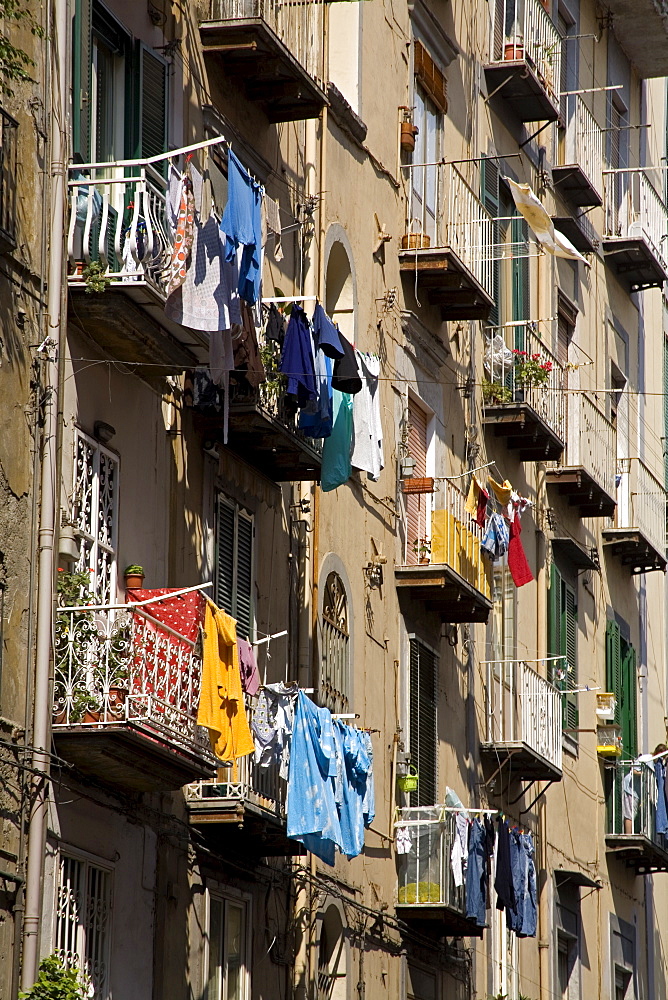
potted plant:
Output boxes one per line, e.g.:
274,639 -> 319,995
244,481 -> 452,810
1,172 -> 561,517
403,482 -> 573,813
513,349 -> 553,389
19,954 -> 91,1000
82,259 -> 111,294
124,564 -> 145,589
482,378 -> 512,405
412,537 -> 431,564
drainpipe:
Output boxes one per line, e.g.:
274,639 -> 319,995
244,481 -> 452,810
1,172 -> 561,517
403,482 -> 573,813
20,0 -> 68,989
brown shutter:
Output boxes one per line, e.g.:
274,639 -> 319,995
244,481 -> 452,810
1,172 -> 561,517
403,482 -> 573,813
406,400 -> 428,565
414,40 -> 447,114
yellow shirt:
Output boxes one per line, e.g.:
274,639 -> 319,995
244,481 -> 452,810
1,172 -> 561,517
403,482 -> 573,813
197,600 -> 254,760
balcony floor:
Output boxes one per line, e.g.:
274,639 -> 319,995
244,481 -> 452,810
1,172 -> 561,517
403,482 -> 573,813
552,215 -> 598,255
396,903 -> 484,939
552,165 -> 602,208
187,793 -> 304,856
545,466 -> 616,518
602,236 -> 668,290
484,60 -> 560,123
602,527 -> 667,574
399,248 -> 494,321
199,18 -> 327,122
483,401 -> 565,461
606,834 -> 668,874
68,282 -> 205,371
395,563 -> 492,624
479,741 -> 562,783
53,722 -> 216,792
193,399 -> 322,481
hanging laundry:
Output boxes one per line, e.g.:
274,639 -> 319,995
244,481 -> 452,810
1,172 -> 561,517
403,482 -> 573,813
165,166 -> 195,297
265,303 -> 286,344
321,390 -> 353,492
184,369 -> 222,413
287,691 -> 343,865
332,721 -> 373,858
484,815 -> 496,908
264,194 -> 283,261
332,333 -> 363,394
465,819 -> 488,927
351,351 -> 384,481
451,812 -> 469,888
221,150 -> 263,305
465,475 -> 490,528
494,817 -> 515,916
166,210 -> 241,332
167,162 -> 181,240
361,730 -> 375,827
299,351 -> 333,439
231,300 -> 266,389
488,476 -> 513,506
515,832 -> 537,937
507,511 -> 534,587
197,600 -> 255,761
395,825 -> 412,854
280,303 -> 317,406
481,513 -> 509,560
312,303 -> 344,359
237,638 -> 261,696
251,682 -> 299,779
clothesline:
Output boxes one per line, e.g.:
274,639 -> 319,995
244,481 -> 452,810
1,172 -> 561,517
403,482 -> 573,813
263,295 -> 317,304
58,581 -> 213,614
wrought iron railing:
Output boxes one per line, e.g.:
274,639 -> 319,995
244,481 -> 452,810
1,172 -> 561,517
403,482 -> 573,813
490,0 -> 561,106
484,322 -> 565,443
483,659 -> 563,771
199,0 -> 325,87
558,96 -> 603,198
615,457 -> 667,557
395,807 -> 466,913
561,393 -> 616,499
406,162 -> 495,297
603,168 -> 668,274
53,604 -> 216,765
66,159 -> 171,298
608,761 -> 662,843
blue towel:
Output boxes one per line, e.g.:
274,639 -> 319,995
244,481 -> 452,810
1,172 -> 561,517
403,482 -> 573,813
321,390 -> 353,491
299,352 -> 333,438
280,305 -> 317,406
333,721 -> 372,858
313,303 -> 344,358
220,150 -> 263,304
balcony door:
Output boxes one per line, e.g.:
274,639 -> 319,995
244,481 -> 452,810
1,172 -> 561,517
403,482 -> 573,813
405,397 -> 429,565
410,85 -> 441,245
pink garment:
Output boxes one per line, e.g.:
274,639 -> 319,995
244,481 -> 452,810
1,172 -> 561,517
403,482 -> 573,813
237,638 -> 261,696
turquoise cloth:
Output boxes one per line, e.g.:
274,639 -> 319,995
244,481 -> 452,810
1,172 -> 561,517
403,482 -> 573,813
320,390 -> 352,491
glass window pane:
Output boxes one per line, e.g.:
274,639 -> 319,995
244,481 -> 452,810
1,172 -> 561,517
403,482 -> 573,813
225,902 -> 244,1000
208,897 -> 224,1000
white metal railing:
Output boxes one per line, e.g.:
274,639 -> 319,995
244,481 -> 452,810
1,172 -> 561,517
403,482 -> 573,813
615,457 -> 668,557
492,0 -> 561,105
395,807 -> 466,913
483,323 -> 565,442
423,480 -> 492,600
67,160 -> 171,298
559,96 -> 603,199
406,163 -> 494,297
562,393 -> 616,499
603,168 -> 668,275
484,659 -> 563,772
608,761 -> 661,843
201,0 -> 325,87
53,605 -> 216,765
186,697 -> 285,819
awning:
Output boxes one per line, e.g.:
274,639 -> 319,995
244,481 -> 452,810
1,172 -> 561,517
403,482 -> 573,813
507,179 -> 591,267
554,868 -> 601,889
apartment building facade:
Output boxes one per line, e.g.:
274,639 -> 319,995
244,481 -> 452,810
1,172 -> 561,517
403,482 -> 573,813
6,1 -> 668,1000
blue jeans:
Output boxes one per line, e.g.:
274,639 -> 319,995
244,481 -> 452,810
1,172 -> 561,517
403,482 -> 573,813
509,829 -> 526,933
465,820 -> 487,926
518,834 -> 537,937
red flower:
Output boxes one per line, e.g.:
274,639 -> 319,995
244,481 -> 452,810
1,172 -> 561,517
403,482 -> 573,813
531,353 -> 541,361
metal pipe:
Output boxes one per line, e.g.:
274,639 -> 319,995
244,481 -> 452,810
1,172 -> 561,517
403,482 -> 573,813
20,0 -> 68,988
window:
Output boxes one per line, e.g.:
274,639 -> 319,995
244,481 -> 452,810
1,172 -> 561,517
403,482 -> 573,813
409,637 -> 437,807
555,879 -> 581,1000
605,620 -> 637,759
664,327 -> 668,489
548,563 -> 578,732
610,915 -> 636,1000
72,430 -> 119,605
615,968 -> 632,1000
317,905 -> 347,1000
491,563 -> 516,663
405,398 -> 429,565
320,572 -> 350,714
206,894 -> 248,1000
410,83 -> 443,245
407,962 -> 437,1000
56,853 -> 112,1000
215,494 -> 254,640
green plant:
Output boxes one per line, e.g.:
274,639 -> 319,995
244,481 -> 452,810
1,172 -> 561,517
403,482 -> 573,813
56,569 -> 92,607
0,1 -> 45,97
82,260 -> 111,294
19,954 -> 90,1000
412,536 -> 431,558
259,341 -> 285,401
124,564 -> 144,577
482,378 -> 512,404
69,689 -> 100,723
513,349 -> 553,388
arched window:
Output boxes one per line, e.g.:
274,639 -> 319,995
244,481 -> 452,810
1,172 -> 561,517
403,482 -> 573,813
325,239 -> 354,340
318,904 -> 347,1000
320,572 -> 350,714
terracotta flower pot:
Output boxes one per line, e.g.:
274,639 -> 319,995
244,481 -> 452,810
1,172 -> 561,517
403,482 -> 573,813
124,573 -> 144,590
107,686 -> 128,718
400,122 -> 419,152
401,233 -> 431,250
504,41 -> 524,60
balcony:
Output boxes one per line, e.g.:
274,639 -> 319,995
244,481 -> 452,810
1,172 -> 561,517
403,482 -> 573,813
395,807 -> 484,937
396,481 -> 493,624
400,164 -> 495,321
553,97 -> 603,208
551,211 -> 598,255
603,0 -> 668,79
0,108 -> 17,254
602,169 -> 668,290
66,160 -> 205,371
480,659 -> 563,782
186,722 -> 304,856
545,394 -> 616,517
484,0 -> 561,123
606,761 -> 668,874
52,605 -> 217,792
602,458 -> 667,573
483,323 -> 565,461
197,0 -> 327,122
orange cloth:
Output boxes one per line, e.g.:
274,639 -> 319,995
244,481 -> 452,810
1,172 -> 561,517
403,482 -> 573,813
464,474 -> 482,516
197,600 -> 254,760
488,476 -> 513,506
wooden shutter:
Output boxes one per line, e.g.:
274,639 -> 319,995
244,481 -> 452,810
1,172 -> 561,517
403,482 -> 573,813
136,44 -> 167,160
481,157 -> 500,327
409,638 -> 437,807
413,41 -> 447,114
235,510 -> 253,640
406,400 -> 428,565
563,583 -> 578,730
215,495 -> 235,617
605,620 -> 622,726
73,0 -> 93,159
512,216 -> 530,333
214,495 -> 254,640
664,333 -> 668,488
620,639 -> 637,759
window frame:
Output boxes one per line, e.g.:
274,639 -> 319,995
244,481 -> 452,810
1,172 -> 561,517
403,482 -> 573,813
204,888 -> 251,1000
55,847 -> 113,1000
408,634 -> 438,807
214,493 -> 255,641
72,428 -> 119,606
319,570 -> 351,715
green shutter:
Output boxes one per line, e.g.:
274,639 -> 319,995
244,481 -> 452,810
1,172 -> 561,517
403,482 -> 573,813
621,639 -> 637,759
664,332 -> 668,489
481,157 -> 500,327
605,619 -> 622,725
548,562 -> 563,659
235,511 -> 253,641
135,44 -> 167,161
511,216 -> 530,348
563,582 -> 578,730
409,638 -> 437,807
214,495 -> 254,640
72,0 -> 93,159
215,496 -> 235,616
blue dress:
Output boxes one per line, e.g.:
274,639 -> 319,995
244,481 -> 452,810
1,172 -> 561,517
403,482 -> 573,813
220,150 -> 263,304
